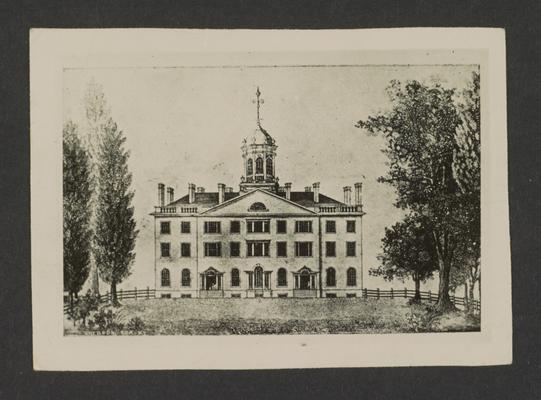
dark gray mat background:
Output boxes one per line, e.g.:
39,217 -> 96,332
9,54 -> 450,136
1,1 -> 540,399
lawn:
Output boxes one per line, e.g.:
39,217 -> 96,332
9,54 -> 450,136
64,297 -> 480,335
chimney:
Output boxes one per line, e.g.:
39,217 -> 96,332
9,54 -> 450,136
343,186 -> 352,205
285,182 -> 292,200
225,186 -> 233,193
218,183 -> 225,204
196,186 -> 205,193
158,183 -> 165,206
354,182 -> 363,207
188,183 -> 195,204
167,187 -> 174,204
304,186 -> 312,192
312,182 -> 320,203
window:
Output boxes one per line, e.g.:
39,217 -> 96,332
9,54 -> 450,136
180,242 -> 191,257
346,293 -> 357,298
181,269 -> 191,287
276,241 -> 287,257
161,268 -> 170,287
161,293 -> 171,299
181,294 -> 192,298
254,266 -> 263,288
160,242 -> 170,258
255,157 -> 264,174
295,241 -> 313,257
247,219 -> 270,233
295,220 -> 312,233
326,267 -> 336,287
325,220 -> 336,233
266,156 -> 273,176
326,293 -> 337,298
247,158 -> 253,175
277,293 -> 288,298
248,202 -> 268,212
160,221 -> 171,234
346,241 -> 356,257
231,268 -> 240,287
247,241 -> 270,257
277,268 -> 287,286
204,221 -> 221,233
181,221 -> 191,233
231,293 -> 241,298
347,268 -> 357,286
276,220 -> 287,233
325,241 -> 336,257
204,242 -> 221,257
230,220 -> 241,233
346,220 -> 356,233
230,242 -> 240,257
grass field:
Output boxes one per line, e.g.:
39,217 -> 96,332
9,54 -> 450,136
64,297 -> 480,335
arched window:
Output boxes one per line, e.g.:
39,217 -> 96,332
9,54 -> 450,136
248,202 -> 268,212
247,158 -> 253,175
277,268 -> 287,286
231,268 -> 240,287
326,267 -> 336,287
181,268 -> 191,287
266,156 -> 273,176
161,268 -> 170,287
346,267 -> 357,287
255,157 -> 264,174
254,266 -> 263,288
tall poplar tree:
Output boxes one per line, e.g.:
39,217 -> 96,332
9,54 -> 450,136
94,118 -> 138,305
63,121 -> 93,306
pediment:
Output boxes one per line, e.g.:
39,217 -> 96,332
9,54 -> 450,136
201,189 -> 315,216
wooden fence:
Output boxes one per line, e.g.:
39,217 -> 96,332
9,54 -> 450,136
361,288 -> 481,314
64,287 -> 479,314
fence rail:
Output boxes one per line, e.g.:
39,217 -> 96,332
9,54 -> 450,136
64,287 -> 479,314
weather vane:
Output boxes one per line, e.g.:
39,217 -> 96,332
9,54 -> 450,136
252,86 -> 264,125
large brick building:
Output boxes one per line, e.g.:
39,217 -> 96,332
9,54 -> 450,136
151,88 -> 365,298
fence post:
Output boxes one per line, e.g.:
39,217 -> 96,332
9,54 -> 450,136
390,288 -> 394,299
106,291 -> 109,303
377,288 -> 380,299
135,287 -> 137,300
119,289 -> 123,300
363,288 -> 367,298
428,290 -> 432,302
147,286 -> 150,299
404,288 -> 407,298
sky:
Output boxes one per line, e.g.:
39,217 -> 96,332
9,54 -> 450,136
63,62 -> 477,293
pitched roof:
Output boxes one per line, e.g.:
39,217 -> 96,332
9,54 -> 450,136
167,190 -> 344,209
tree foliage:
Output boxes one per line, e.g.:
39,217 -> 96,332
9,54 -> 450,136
371,213 -> 437,300
94,118 -> 138,305
357,77 -> 480,312
63,121 -> 93,303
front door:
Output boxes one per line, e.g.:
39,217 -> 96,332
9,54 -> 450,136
299,273 -> 310,289
206,272 -> 217,290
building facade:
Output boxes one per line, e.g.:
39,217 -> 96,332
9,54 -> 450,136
151,88 -> 365,298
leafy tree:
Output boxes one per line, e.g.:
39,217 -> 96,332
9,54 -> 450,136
371,213 -> 437,302
82,79 -> 112,296
94,118 -> 138,305
63,121 -> 93,307
357,79 -> 466,312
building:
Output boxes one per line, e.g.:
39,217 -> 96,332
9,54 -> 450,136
151,88 -> 365,298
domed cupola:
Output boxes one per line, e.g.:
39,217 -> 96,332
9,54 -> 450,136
240,87 -> 279,193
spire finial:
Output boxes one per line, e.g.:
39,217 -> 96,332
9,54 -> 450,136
253,86 -> 264,125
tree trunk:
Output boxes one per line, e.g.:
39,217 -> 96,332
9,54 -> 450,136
110,281 -> 120,306
89,261 -> 100,297
412,277 -> 422,303
435,258 -> 455,313
468,280 -> 476,315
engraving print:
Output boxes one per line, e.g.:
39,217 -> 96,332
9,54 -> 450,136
62,62 -> 481,336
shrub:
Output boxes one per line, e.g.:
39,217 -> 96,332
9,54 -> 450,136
88,307 -> 125,335
66,290 -> 100,327
126,317 -> 146,335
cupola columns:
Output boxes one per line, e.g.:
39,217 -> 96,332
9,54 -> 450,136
167,187 -> 174,204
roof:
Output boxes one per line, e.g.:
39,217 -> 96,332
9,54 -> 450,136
167,190 -> 344,209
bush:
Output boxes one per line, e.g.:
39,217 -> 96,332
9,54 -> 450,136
66,290 -> 100,327
126,317 -> 146,335
87,307 -> 125,335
